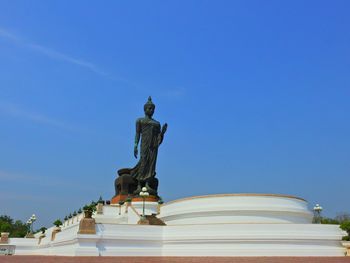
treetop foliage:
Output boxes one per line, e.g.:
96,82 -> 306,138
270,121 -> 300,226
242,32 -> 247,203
0,215 -> 28,237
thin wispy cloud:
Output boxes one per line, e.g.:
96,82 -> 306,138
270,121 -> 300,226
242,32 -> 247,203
0,27 -> 107,76
0,101 -> 74,130
27,43 -> 108,76
0,27 -> 139,87
0,28 -> 20,41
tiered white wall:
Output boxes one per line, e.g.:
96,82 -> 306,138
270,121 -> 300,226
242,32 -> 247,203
8,194 -> 347,256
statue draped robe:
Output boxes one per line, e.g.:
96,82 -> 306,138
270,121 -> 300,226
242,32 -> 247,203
131,117 -> 162,182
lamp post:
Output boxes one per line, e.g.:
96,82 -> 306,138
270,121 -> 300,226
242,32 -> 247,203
30,214 -> 36,233
118,200 -> 125,215
313,204 -> 323,224
139,187 -> 149,219
25,214 -> 36,238
26,219 -> 32,235
157,198 -> 164,214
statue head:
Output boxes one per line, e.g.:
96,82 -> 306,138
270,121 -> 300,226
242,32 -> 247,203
144,96 -> 155,117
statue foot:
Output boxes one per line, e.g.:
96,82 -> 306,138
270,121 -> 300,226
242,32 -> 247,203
133,184 -> 142,195
145,182 -> 158,196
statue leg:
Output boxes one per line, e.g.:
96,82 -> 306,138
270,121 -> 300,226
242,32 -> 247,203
145,177 -> 158,196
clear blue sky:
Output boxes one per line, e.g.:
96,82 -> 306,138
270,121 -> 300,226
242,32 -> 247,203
0,1 -> 349,228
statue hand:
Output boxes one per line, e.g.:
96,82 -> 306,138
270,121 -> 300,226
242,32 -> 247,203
162,123 -> 168,134
134,147 -> 138,158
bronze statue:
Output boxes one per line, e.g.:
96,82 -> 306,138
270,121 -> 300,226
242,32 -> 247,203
130,97 -> 167,195
114,97 -> 167,198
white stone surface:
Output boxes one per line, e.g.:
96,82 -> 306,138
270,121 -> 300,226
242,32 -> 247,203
159,194 -> 313,225
8,194 -> 347,256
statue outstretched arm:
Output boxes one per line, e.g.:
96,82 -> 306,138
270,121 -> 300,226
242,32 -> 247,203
134,119 -> 141,158
158,123 -> 168,145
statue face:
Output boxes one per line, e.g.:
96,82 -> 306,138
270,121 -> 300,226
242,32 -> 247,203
144,105 -> 155,117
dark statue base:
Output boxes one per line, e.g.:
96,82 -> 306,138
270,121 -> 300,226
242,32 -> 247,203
110,194 -> 129,204
114,172 -> 137,196
111,168 -> 159,204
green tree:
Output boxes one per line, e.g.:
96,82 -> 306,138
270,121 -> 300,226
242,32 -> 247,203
320,217 -> 339,225
340,221 -> 350,241
0,215 -> 28,237
335,213 -> 350,224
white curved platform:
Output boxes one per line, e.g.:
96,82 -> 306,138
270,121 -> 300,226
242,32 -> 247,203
159,193 -> 313,224
8,193 -> 347,257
